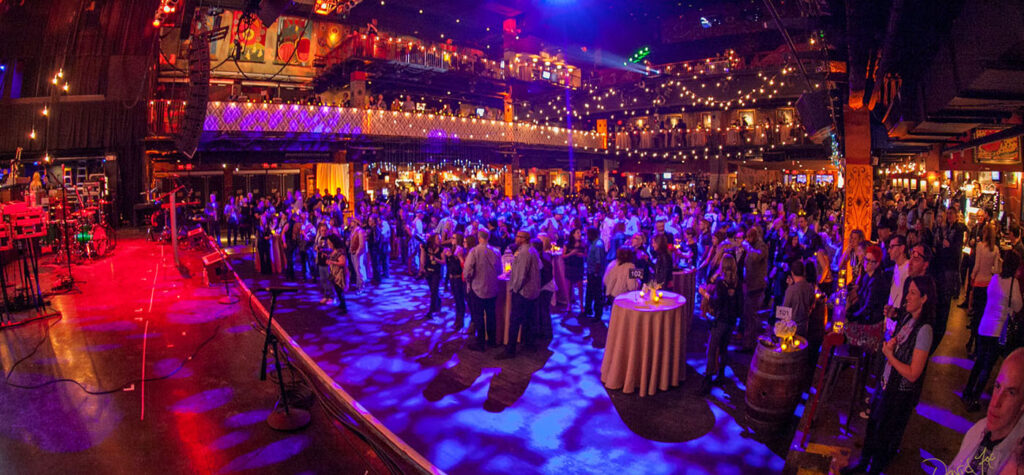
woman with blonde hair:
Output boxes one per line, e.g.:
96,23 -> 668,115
700,253 -> 742,395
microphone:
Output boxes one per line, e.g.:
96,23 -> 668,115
259,286 -> 299,293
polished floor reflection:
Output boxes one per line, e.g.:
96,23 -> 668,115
0,235 -> 384,474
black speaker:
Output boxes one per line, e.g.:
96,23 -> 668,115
795,91 -> 831,137
257,0 -> 294,28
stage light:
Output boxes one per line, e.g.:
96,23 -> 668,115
315,1 -> 336,14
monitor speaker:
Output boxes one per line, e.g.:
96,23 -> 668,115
202,252 -> 230,283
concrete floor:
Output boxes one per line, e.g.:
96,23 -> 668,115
0,235 -> 386,474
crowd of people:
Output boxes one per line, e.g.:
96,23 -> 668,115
168,176 -> 1024,474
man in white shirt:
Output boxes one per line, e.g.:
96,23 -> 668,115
599,211 -> 617,250
886,235 -> 910,314
624,211 -> 640,236
946,349 -> 1024,475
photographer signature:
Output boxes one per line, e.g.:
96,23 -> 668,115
923,448 -> 997,474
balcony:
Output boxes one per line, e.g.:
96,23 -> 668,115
612,125 -> 808,150
149,100 -> 605,151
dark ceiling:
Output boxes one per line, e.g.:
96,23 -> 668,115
306,0 -> 817,62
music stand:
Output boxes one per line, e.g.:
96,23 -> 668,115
259,287 -> 309,431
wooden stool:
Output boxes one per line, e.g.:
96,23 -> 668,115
818,343 -> 867,430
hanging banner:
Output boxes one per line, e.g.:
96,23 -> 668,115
275,17 -> 313,66
231,12 -> 267,63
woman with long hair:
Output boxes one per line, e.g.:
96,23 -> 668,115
325,234 -> 349,313
841,276 -> 935,475
421,233 -> 443,319
653,233 -> 674,289
443,233 -> 468,330
968,223 -> 1001,354
963,251 -> 1023,411
700,253 -> 742,395
563,227 -> 587,315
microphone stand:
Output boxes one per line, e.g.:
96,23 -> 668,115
259,287 -> 310,431
48,165 -> 79,292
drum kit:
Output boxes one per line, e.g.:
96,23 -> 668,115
53,200 -> 117,263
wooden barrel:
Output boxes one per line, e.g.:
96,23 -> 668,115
745,337 -> 809,432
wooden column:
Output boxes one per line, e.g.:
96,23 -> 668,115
844,105 -> 873,248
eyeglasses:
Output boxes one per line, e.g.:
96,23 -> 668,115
910,252 -> 924,260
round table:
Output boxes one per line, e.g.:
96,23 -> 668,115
601,290 -> 687,397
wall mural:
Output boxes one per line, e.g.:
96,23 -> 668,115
231,12 -> 268,63
275,17 -> 313,66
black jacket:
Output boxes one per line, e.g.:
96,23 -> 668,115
847,269 -> 889,325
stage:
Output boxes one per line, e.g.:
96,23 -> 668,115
0,234 -> 386,474
228,247 -> 790,474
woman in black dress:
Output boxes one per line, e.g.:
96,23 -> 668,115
421,233 -> 443,319
700,253 -> 742,395
444,233 -> 467,330
563,227 -> 586,315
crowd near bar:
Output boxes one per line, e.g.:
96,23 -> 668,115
1,1 -> 1024,474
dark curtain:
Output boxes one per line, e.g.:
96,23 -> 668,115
0,0 -> 161,224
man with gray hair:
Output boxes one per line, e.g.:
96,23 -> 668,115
463,229 -> 501,352
945,348 -> 1024,474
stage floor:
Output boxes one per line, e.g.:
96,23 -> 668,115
229,248 -> 791,475
0,235 -> 385,474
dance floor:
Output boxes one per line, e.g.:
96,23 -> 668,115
0,236 -> 385,474
230,248 -> 791,474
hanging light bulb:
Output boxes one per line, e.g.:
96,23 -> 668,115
29,129 -> 36,139
62,83 -> 69,92
41,107 -> 48,116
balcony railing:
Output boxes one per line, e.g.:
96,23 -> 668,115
612,125 -> 808,150
150,100 -> 605,150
